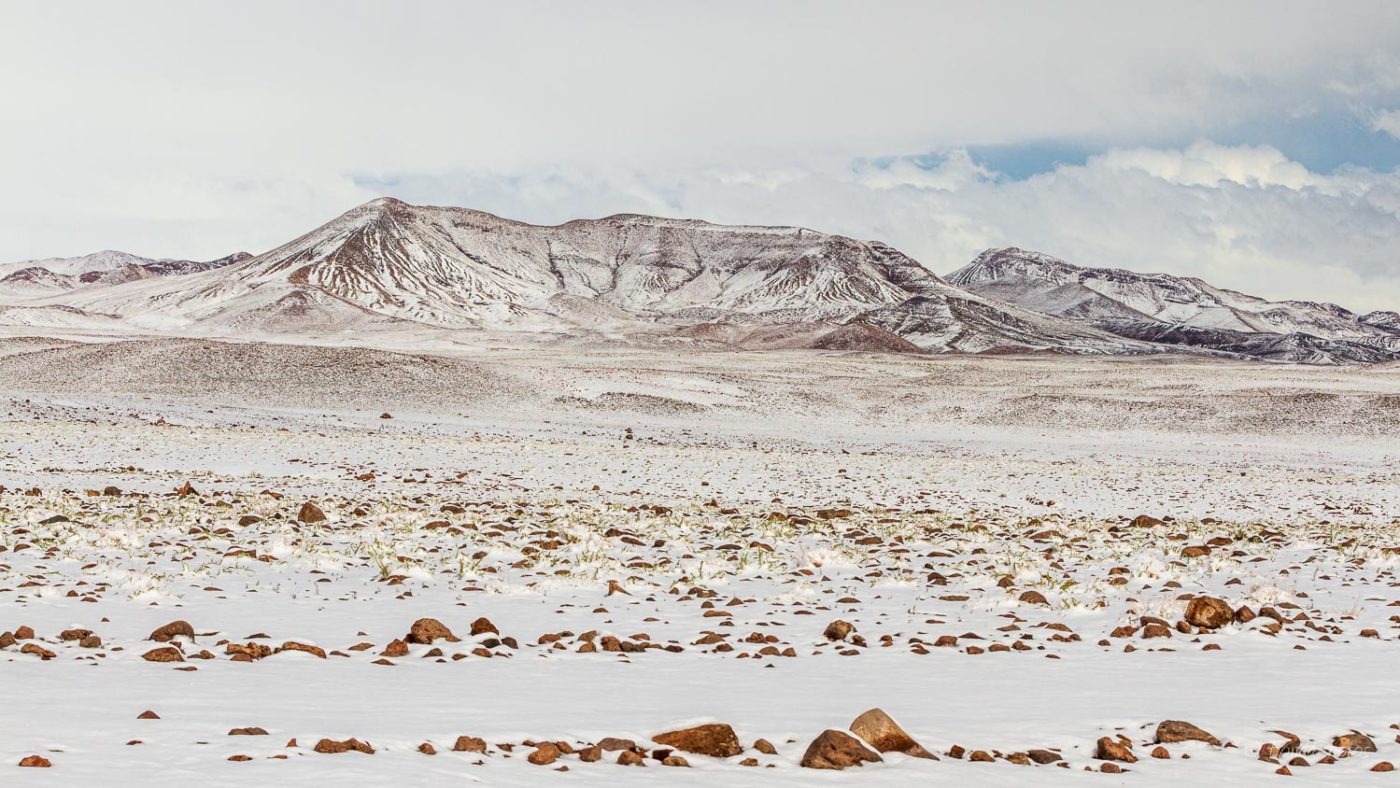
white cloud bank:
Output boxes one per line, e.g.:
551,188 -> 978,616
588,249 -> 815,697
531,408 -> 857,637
2,1 -> 1400,311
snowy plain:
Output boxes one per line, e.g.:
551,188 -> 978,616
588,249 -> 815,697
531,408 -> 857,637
1,337 -> 1398,784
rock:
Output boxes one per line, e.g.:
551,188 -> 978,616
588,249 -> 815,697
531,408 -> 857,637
1185,597 -> 1233,629
528,744 -> 560,765
1155,720 -> 1220,746
1095,736 -> 1136,763
405,618 -> 456,644
653,723 -> 742,758
314,737 -> 374,754
1373,762 -> 1395,772
138,710 -> 160,719
381,639 -> 409,657
1333,732 -> 1376,752
1018,590 -> 1049,605
297,502 -> 327,523
13,626 -> 34,640
754,738 -> 777,755
1027,749 -> 1063,764
18,755 -> 51,768
277,641 -> 326,658
578,745 -> 601,762
20,643 -> 55,659
849,708 -> 936,759
452,735 -> 486,753
469,617 -> 499,637
662,755 -> 690,767
1151,746 -> 1170,759
823,620 -> 854,641
229,727 -> 269,736
969,750 -> 994,762
142,646 -> 184,663
148,620 -> 194,642
1130,514 -> 1165,528
598,737 -> 637,751
617,750 -> 645,766
800,730 -> 882,770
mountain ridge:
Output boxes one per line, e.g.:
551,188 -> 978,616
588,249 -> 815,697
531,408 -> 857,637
0,199 -> 1393,364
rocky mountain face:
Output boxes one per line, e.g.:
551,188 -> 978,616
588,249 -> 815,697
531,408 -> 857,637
0,200 -> 1393,364
0,250 -> 250,298
948,248 -> 1400,364
8,199 -> 1150,355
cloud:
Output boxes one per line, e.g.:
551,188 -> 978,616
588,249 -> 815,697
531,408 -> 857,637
1094,143 -> 1316,189
1374,109 -> 1400,140
2,2 -> 1400,311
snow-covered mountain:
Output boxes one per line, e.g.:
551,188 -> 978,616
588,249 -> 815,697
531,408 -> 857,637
11,198 -> 1151,355
2,200 -> 1394,364
948,248 -> 1400,363
0,250 -> 250,300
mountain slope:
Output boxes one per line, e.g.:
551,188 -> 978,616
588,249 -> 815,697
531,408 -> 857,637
948,248 -> 1400,363
0,250 -> 251,301
30,199 -> 1151,355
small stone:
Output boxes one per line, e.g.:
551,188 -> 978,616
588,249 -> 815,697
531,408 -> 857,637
297,501 -> 327,523
528,744 -> 560,765
452,736 -> 486,753
800,730 -> 882,770
142,646 -> 184,663
314,737 -> 373,754
148,620 -> 194,642
1332,732 -> 1376,752
1095,736 -> 1136,763
849,708 -> 936,759
407,618 -> 459,644
18,755 -> 51,768
1184,597 -> 1233,629
823,620 -> 854,641
1155,720 -> 1220,746
653,723 -> 742,758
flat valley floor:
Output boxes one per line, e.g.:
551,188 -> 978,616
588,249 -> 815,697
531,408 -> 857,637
1,337 -> 1398,784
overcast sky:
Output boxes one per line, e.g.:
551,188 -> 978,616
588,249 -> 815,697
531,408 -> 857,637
5,1 -> 1400,309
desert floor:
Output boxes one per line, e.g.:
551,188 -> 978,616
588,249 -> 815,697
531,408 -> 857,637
1,338 -> 1398,784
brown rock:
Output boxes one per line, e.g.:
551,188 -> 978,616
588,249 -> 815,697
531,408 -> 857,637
617,750 -> 645,766
452,735 -> 486,753
297,501 -> 327,523
1333,732 -> 1377,752
142,646 -> 184,663
823,620 -> 854,641
528,744 -> 560,765
662,755 -> 690,766
407,618 -> 459,644
1185,597 -> 1233,629
578,745 -> 602,762
381,639 -> 409,657
148,620 -> 194,642
849,708 -> 936,759
754,738 -> 777,755
1373,762 -> 1395,772
1151,746 -> 1170,759
18,755 -> 51,768
228,727 -> 268,736
1130,514 -> 1165,528
1095,736 -> 1136,763
469,617 -> 499,637
20,643 -> 55,660
314,737 -> 374,754
1155,720 -> 1220,746
1018,590 -> 1049,605
653,723 -> 742,758
800,730 -> 882,770
277,641 -> 326,658
1027,749 -> 1062,764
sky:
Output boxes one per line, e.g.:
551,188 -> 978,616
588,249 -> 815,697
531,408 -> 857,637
4,1 -> 1400,310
